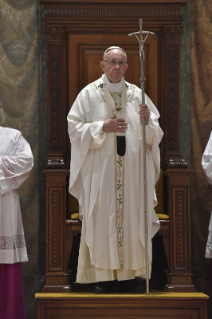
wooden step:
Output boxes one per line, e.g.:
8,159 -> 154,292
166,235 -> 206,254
36,291 -> 208,319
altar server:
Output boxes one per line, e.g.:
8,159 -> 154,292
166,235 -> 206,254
202,131 -> 212,259
0,126 -> 34,319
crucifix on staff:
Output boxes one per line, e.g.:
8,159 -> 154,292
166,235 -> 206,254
129,18 -> 156,295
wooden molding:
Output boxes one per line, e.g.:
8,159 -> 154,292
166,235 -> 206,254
41,0 -> 187,3
41,2 -> 185,24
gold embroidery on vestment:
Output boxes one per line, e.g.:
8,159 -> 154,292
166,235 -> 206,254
114,134 -> 124,268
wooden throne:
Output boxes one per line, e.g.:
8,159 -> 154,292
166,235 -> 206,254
41,0 -> 195,293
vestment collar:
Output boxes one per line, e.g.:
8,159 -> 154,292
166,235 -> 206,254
91,76 -> 135,112
102,74 -> 124,93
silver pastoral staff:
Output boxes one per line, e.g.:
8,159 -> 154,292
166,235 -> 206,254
128,19 -> 155,295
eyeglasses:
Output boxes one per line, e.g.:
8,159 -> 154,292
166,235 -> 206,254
103,60 -> 126,69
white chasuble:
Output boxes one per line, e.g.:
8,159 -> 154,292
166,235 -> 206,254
67,75 -> 163,282
0,127 -> 34,264
202,131 -> 212,258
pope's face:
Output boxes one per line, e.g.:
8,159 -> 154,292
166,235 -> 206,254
100,49 -> 128,83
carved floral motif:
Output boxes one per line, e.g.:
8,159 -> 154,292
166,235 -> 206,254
167,43 -> 180,151
51,189 -> 62,268
175,190 -> 186,268
44,26 -> 64,41
49,44 -> 61,151
163,27 -> 183,42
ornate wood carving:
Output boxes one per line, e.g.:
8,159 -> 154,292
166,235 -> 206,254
163,27 -> 183,164
44,26 -> 64,41
49,186 -> 64,271
167,44 -> 179,151
41,2 -> 185,21
43,170 -> 70,292
163,27 -> 183,42
44,25 -> 66,161
175,189 -> 186,269
164,169 -> 195,292
51,189 -> 62,268
49,44 -> 62,153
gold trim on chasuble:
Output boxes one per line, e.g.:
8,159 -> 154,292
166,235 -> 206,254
115,138 -> 124,268
91,79 -> 135,268
110,92 -> 123,111
112,91 -> 125,268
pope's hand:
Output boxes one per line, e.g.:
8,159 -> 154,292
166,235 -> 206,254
139,104 -> 150,125
102,114 -> 128,133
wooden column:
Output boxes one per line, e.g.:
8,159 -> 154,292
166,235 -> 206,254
43,169 -> 71,292
44,25 -> 68,164
164,166 -> 196,292
162,27 -> 183,166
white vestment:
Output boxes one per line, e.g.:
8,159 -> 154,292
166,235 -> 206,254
67,75 -> 163,283
201,131 -> 212,258
0,127 -> 34,264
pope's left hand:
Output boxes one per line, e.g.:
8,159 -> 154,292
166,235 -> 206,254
139,104 -> 150,125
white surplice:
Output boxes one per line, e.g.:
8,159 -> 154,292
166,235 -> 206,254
67,75 -> 163,282
0,127 -> 34,264
202,131 -> 212,258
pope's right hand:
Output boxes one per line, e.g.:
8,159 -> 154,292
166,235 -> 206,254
102,114 -> 128,133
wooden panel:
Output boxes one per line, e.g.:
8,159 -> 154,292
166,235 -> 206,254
172,187 -> 189,270
36,292 -> 208,319
81,48 -> 148,93
43,170 -> 71,291
69,34 -> 158,107
164,169 -> 195,292
48,187 -> 64,271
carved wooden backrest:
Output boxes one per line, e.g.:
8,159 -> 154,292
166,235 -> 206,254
42,0 -> 187,169
68,35 -> 158,107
